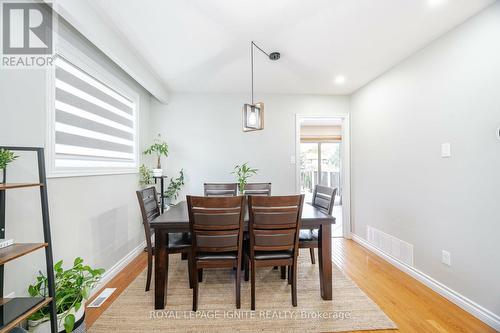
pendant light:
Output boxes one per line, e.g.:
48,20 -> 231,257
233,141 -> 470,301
242,41 -> 280,132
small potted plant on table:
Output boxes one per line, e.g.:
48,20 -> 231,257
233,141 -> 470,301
231,162 -> 258,195
28,257 -> 104,333
144,134 -> 169,177
164,169 -> 185,206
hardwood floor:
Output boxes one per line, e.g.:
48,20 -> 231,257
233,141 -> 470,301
86,239 -> 497,332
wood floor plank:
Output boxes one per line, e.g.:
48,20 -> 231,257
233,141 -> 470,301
86,239 -> 497,333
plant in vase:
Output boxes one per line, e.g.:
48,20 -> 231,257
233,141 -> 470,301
139,164 -> 153,187
164,169 -> 185,206
231,162 -> 258,195
0,148 -> 18,180
143,134 -> 169,177
28,258 -> 104,333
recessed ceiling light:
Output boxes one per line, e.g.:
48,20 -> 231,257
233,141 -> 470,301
428,0 -> 447,8
334,75 -> 346,85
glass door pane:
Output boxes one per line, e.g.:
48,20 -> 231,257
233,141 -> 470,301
300,143 -> 319,197
319,142 -> 341,191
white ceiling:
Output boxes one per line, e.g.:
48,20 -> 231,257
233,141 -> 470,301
86,0 -> 495,95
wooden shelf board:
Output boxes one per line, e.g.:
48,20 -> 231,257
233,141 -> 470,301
0,183 -> 44,190
0,297 -> 52,333
0,243 -> 48,265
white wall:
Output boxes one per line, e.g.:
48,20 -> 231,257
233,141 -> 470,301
0,17 -> 151,296
350,2 -> 500,321
150,93 -> 349,198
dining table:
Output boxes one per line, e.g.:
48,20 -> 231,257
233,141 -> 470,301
150,200 -> 336,310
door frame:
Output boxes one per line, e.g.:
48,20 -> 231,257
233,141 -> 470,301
295,114 -> 351,239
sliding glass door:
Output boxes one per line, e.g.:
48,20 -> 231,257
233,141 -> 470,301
300,142 -> 341,199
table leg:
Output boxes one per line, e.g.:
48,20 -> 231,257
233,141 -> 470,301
154,229 -> 167,309
318,223 -> 332,300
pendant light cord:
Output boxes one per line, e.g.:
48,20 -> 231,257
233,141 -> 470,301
251,41 -> 273,105
251,41 -> 254,104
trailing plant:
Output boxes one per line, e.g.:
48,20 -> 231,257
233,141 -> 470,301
164,169 -> 185,201
143,134 -> 169,169
28,258 -> 105,333
139,164 -> 153,186
231,162 -> 258,194
0,148 -> 18,170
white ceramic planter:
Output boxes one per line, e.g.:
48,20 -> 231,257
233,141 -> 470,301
152,168 -> 163,177
28,304 -> 85,333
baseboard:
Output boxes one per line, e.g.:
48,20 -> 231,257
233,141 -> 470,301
90,240 -> 146,298
351,233 -> 500,331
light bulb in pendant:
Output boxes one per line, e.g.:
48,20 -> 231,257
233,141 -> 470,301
248,110 -> 257,126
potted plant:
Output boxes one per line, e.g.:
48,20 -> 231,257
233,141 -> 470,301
231,162 -> 258,195
28,258 -> 104,333
139,164 -> 153,187
164,169 -> 185,206
143,134 -> 169,177
0,148 -> 18,180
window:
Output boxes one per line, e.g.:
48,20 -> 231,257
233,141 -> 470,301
48,55 -> 138,176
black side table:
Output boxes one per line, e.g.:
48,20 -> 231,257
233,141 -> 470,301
153,176 -> 168,213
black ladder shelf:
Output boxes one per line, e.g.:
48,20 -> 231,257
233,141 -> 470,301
0,147 -> 57,333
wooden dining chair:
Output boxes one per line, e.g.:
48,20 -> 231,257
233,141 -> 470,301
136,187 -> 193,292
243,183 -> 272,196
203,183 -> 238,197
244,195 -> 304,310
299,185 -> 337,264
187,195 -> 245,311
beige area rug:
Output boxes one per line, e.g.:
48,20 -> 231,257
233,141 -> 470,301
89,249 -> 396,332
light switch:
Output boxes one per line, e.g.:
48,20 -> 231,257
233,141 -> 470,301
441,143 -> 451,158
290,155 -> 296,164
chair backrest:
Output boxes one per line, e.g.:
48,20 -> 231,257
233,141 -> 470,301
312,185 -> 337,215
136,187 -> 160,249
244,183 -> 272,196
248,195 -> 304,255
187,195 -> 245,254
204,183 -> 238,197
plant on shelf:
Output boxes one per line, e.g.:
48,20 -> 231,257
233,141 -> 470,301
28,257 -> 105,333
143,134 -> 169,177
139,164 -> 153,187
164,169 -> 185,205
0,148 -> 18,171
231,162 -> 258,194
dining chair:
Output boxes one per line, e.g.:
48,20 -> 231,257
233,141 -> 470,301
243,182 -> 272,196
244,194 -> 304,310
203,183 -> 238,197
187,195 -> 245,311
136,187 -> 193,292
299,185 -> 337,264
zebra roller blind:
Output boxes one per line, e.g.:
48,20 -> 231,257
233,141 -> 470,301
53,56 -> 137,170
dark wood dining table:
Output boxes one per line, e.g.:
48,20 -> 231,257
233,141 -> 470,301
150,201 -> 335,309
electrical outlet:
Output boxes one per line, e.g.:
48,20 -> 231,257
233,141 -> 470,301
441,250 -> 451,266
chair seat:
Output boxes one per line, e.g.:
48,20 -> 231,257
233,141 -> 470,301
168,232 -> 191,249
299,229 -> 319,241
253,250 -> 293,260
197,252 -> 237,260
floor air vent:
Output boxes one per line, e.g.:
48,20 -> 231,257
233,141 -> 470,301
87,288 -> 116,308
367,226 -> 414,266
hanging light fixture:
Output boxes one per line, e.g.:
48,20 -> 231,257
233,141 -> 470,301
243,41 -> 280,132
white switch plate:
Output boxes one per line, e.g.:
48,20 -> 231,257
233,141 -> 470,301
441,143 -> 451,158
290,155 -> 296,164
441,250 -> 451,266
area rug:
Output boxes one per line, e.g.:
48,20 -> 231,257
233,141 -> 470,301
89,249 -> 396,332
